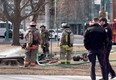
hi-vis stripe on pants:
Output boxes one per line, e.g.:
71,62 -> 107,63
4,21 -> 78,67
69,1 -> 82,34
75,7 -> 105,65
60,47 -> 72,64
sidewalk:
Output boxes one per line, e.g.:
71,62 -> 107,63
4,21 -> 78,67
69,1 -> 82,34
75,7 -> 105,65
0,75 -> 115,80
74,35 -> 84,39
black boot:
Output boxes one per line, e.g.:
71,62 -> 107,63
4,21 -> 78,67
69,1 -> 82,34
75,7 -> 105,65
111,74 -> 116,79
61,62 -> 65,64
99,78 -> 104,80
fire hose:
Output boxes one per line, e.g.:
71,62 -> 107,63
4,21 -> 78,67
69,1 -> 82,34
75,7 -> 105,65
36,51 -> 116,66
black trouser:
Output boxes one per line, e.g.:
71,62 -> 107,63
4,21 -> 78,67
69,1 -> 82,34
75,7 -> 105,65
42,46 -> 49,54
106,43 -> 115,77
41,43 -> 49,54
88,49 -> 108,80
40,46 -> 49,60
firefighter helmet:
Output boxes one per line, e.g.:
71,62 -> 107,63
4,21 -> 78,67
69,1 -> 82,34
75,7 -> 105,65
30,21 -> 36,26
61,23 -> 69,28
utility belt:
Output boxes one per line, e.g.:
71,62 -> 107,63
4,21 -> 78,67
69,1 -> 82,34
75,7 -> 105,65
25,43 -> 38,50
61,45 -> 73,50
29,45 -> 38,49
22,44 -> 38,50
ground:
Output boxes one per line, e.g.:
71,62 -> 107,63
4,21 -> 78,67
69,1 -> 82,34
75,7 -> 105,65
0,43 -> 116,76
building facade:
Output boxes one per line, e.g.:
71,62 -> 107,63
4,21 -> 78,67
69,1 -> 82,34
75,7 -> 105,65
55,0 -> 92,35
113,0 -> 116,20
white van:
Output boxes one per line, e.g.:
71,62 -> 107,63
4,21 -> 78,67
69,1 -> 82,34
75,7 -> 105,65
0,21 -> 24,39
0,21 -> 12,37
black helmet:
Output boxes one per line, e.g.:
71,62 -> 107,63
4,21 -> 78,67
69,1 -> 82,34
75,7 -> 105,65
61,23 -> 69,28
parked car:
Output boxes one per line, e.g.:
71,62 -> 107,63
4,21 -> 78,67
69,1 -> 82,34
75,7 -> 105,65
5,30 -> 24,39
48,29 -> 62,41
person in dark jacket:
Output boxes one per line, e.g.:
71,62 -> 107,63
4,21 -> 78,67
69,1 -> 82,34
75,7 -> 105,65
99,17 -> 116,79
84,17 -> 108,80
40,25 -> 50,60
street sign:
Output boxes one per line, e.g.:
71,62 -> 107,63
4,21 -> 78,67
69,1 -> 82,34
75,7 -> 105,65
94,0 -> 101,4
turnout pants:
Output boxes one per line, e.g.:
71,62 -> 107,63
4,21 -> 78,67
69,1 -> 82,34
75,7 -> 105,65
60,47 -> 72,64
24,49 -> 38,66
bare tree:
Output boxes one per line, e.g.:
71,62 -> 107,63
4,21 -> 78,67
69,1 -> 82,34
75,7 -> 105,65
57,0 -> 76,22
1,0 -> 45,45
56,0 -> 92,24
29,0 -> 45,22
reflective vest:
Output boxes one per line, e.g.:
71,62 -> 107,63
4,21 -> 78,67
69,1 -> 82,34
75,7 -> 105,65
62,31 -> 74,50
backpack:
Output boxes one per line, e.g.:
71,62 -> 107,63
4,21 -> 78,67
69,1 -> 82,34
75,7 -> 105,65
27,30 -> 34,46
65,32 -> 74,47
27,29 -> 40,46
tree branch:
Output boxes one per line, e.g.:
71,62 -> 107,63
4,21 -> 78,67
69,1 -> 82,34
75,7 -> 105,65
1,0 -> 11,21
20,0 -> 30,11
21,1 -> 49,20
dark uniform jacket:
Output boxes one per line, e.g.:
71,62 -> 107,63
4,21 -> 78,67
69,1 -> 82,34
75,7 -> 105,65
84,23 -> 107,50
103,23 -> 113,45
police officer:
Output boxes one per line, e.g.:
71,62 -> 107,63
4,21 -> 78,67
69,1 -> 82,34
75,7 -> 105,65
40,25 -> 50,60
84,17 -> 108,80
99,17 -> 116,79
60,23 -> 74,64
24,21 -> 41,67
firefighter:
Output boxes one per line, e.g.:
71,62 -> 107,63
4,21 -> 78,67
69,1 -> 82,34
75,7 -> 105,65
60,23 -> 74,64
24,21 -> 41,67
40,25 -> 50,60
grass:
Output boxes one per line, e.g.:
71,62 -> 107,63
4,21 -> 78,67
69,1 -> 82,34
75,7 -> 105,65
0,43 -> 116,75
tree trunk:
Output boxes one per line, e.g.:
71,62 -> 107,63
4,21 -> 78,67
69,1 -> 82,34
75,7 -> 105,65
11,21 -> 21,46
1,0 -> 47,46
11,0 -> 21,46
45,0 -> 51,29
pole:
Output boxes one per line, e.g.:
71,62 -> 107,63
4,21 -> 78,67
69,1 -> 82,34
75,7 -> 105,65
101,0 -> 105,10
50,37 -> 52,54
101,0 -> 107,11
55,0 -> 59,46
91,0 -> 95,18
4,2 -> 10,42
45,0 -> 50,29
4,20 -> 11,42
110,0 -> 113,21
99,0 -> 107,18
